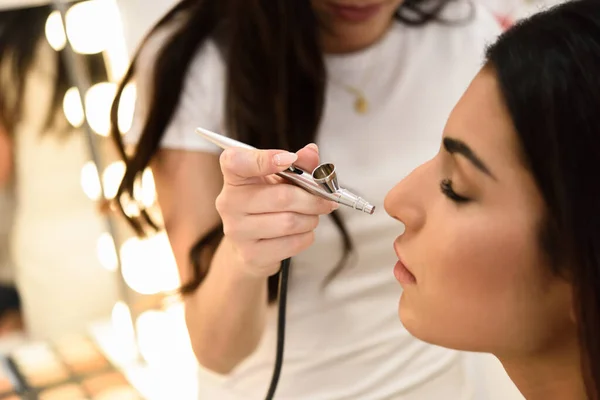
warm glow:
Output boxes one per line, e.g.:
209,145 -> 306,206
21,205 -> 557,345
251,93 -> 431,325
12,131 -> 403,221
119,192 -> 141,219
133,168 -> 156,208
136,304 -> 196,369
63,87 -> 85,128
117,84 -> 137,134
102,161 -> 125,199
110,302 -> 139,363
45,11 -> 67,51
65,0 -> 114,54
97,233 -> 118,272
85,82 -> 117,136
112,302 -> 134,339
102,0 -> 130,81
81,161 -> 102,201
120,233 -> 180,295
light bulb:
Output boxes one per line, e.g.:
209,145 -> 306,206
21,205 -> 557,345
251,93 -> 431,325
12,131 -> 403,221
97,233 -> 118,272
109,301 -> 139,364
133,168 -> 156,208
85,82 -> 117,137
63,87 -> 85,128
45,11 -> 66,51
120,232 -> 180,295
112,302 -> 134,340
102,0 -> 130,81
117,84 -> 137,134
65,0 -> 113,54
102,161 -> 125,200
81,161 -> 101,201
136,306 -> 196,369
118,191 -> 141,219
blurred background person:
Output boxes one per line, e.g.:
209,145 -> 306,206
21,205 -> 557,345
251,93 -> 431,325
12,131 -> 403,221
0,2 -> 119,340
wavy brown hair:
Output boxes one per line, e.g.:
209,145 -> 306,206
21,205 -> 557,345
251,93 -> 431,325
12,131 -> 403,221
110,0 -> 464,302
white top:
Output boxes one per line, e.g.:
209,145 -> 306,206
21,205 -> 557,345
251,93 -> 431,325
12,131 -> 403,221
128,3 -> 501,399
479,0 -> 567,19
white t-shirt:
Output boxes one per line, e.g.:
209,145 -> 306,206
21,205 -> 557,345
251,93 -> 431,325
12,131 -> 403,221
479,0 -> 566,20
129,3 -> 501,399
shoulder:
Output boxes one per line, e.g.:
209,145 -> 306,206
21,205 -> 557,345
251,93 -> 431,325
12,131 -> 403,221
126,21 -> 227,151
135,20 -> 226,92
396,1 -> 501,47
438,1 -> 503,45
390,1 -> 501,69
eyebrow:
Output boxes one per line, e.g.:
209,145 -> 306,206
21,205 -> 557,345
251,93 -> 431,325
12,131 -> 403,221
443,137 -> 496,179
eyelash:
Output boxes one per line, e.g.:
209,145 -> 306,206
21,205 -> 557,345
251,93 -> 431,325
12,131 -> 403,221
440,179 -> 471,203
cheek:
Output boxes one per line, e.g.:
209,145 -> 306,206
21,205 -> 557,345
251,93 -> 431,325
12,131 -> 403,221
399,206 -> 562,354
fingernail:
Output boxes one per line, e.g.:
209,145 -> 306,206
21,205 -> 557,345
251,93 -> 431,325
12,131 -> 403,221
332,202 -> 340,210
273,152 -> 298,166
306,143 -> 319,154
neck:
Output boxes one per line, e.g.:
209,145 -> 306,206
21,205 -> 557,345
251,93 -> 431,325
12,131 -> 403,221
499,335 -> 587,400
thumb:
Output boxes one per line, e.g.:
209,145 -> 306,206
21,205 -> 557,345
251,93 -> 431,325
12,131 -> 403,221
220,147 -> 298,185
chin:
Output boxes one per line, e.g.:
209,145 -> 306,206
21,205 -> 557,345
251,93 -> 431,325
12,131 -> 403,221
398,298 -> 478,352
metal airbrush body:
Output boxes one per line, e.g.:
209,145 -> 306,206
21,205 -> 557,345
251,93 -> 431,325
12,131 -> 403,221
195,127 -> 376,215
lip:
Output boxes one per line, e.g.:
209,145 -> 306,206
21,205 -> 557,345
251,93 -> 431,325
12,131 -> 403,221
393,243 -> 417,285
328,2 -> 385,23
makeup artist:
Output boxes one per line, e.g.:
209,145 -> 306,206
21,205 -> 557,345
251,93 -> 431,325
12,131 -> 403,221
112,0 -> 501,398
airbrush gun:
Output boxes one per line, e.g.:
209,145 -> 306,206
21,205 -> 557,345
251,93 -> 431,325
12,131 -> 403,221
195,127 -> 376,215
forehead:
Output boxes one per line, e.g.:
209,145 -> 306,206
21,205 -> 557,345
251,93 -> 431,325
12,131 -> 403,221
444,67 -> 523,172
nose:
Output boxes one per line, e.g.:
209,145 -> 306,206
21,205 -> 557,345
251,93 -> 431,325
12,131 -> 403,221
384,161 -> 431,234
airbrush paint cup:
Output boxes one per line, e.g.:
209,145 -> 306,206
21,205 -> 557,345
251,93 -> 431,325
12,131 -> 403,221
195,127 -> 375,214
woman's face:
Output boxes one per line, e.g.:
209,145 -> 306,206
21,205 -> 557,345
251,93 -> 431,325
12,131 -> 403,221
311,0 -> 403,53
384,68 -> 576,357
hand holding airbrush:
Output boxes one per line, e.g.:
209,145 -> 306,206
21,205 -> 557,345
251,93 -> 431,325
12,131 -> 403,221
197,127 -> 375,215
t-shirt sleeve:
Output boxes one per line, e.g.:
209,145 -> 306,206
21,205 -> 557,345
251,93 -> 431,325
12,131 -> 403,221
473,3 -> 504,49
124,30 -> 225,154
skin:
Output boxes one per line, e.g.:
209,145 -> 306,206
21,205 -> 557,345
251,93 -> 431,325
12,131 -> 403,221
384,67 -> 585,400
154,0 -> 401,373
0,126 -> 11,187
311,0 -> 404,53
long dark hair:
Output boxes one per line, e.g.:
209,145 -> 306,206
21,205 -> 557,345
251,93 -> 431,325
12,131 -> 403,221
486,1 -> 600,397
0,3 -> 106,137
110,0 -> 462,301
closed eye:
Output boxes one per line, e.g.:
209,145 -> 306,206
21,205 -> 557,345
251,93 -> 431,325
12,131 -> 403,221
440,179 -> 471,203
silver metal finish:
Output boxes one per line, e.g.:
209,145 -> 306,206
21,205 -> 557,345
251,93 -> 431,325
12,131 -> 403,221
196,127 -> 376,215
312,163 -> 340,193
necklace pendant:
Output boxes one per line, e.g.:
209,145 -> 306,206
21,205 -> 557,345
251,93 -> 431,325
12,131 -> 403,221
354,95 -> 368,114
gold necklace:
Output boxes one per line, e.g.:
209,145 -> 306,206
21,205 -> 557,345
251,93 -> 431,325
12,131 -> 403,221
341,84 -> 369,114
328,40 -> 382,115
330,69 -> 373,115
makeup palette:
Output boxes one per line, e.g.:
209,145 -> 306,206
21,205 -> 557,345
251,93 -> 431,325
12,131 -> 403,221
0,334 -> 142,399
54,335 -> 110,376
11,343 -> 70,388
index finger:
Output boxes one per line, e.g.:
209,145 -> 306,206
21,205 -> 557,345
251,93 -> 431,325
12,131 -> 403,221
220,147 -> 298,185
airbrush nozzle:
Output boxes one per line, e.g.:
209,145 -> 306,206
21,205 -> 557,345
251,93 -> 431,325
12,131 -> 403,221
313,163 -> 375,215
195,126 -> 376,215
